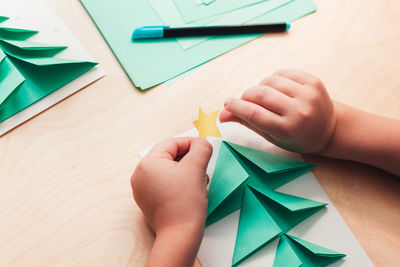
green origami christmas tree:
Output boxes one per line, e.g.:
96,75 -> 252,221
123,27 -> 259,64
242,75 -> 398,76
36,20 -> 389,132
207,141 -> 346,266
0,15 -> 97,123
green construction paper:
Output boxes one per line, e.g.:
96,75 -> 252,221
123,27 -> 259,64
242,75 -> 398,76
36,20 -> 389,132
273,234 -> 302,267
233,186 -> 282,266
288,235 -> 346,258
0,17 -> 9,23
0,27 -> 38,40
174,0 -> 266,23
251,186 -> 326,232
206,141 -> 316,226
79,0 -> 316,89
0,56 -> 96,121
11,55 -> 86,66
0,55 -> 25,105
253,186 -> 327,212
232,186 -> 325,265
206,182 -> 246,226
0,17 -> 97,122
247,165 -> 315,191
150,0 -> 292,50
273,234 -> 346,267
0,39 -> 67,57
207,141 -> 249,219
227,141 -> 314,173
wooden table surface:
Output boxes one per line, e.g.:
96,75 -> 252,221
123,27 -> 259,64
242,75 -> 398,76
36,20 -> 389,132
1,0 -> 400,266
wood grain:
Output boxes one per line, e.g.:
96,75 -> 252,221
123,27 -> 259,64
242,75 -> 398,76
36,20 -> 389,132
0,0 -> 399,266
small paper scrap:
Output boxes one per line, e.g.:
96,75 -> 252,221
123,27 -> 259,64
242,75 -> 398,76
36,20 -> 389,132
193,107 -> 222,138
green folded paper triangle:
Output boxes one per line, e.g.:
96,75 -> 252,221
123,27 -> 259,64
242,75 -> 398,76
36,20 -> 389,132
232,186 -> 326,266
232,186 -> 282,265
206,141 -> 334,266
0,16 -> 97,123
0,16 -> 9,23
273,234 -> 346,267
206,141 -> 315,226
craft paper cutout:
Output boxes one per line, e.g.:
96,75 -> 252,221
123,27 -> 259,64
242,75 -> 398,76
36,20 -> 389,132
0,16 -> 97,123
206,141 -> 333,266
233,187 -> 326,265
207,141 -> 316,226
193,108 -> 221,138
80,0 -> 316,89
273,234 -> 346,267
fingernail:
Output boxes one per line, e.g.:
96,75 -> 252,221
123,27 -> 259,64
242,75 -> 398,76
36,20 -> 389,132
224,98 -> 232,107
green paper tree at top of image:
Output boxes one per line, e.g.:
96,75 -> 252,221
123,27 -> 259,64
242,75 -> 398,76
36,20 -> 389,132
207,141 -> 346,266
0,16 -> 97,123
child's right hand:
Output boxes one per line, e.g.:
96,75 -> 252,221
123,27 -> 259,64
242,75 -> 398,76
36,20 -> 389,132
131,137 -> 212,235
132,137 -> 212,267
220,69 -> 337,154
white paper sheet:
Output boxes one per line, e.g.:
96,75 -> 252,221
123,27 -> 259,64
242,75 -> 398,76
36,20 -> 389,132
139,122 -> 374,267
0,0 -> 105,136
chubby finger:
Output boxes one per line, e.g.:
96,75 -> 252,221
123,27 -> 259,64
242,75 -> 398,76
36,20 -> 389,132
273,69 -> 321,86
147,137 -> 195,161
180,138 -> 213,172
224,98 -> 283,133
241,86 -> 294,116
219,109 -> 241,123
259,75 -> 302,97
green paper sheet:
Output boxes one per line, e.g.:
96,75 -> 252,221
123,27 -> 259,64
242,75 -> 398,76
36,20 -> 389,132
273,234 -> 346,267
0,16 -> 97,123
174,0 -> 266,23
79,0 -> 316,90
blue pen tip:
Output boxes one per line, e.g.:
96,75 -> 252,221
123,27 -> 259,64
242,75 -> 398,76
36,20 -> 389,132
132,26 -> 167,40
286,23 -> 291,31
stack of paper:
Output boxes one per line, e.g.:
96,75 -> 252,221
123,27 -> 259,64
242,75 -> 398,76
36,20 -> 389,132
80,0 -> 317,90
0,0 -> 104,136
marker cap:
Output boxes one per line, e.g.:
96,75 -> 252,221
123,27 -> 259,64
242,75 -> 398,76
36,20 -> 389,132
132,26 -> 169,40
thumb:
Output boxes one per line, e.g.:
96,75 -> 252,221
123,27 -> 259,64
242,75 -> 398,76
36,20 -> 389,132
180,138 -> 213,172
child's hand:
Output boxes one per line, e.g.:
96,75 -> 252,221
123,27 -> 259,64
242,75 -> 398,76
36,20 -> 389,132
131,137 -> 212,235
220,69 -> 337,153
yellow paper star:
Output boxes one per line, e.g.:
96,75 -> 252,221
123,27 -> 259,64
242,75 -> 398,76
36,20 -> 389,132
193,108 -> 222,138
